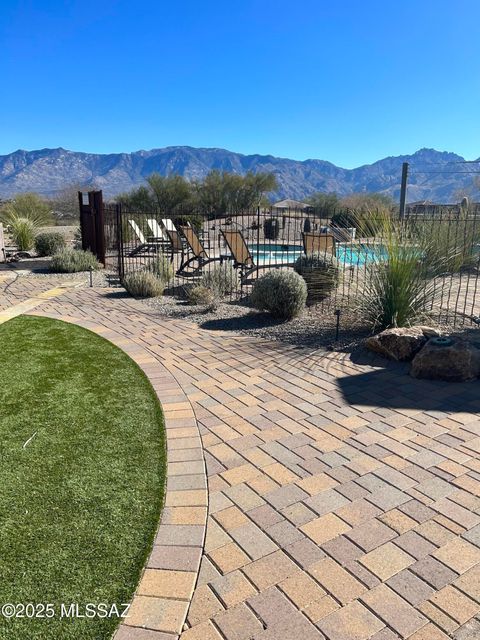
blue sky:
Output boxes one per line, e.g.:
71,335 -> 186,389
1,0 -> 479,167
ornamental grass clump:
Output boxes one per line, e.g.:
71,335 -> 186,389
50,249 -> 100,273
146,252 -> 174,283
186,284 -> 217,307
34,232 -> 66,256
250,270 -> 307,319
200,263 -> 238,297
294,252 -> 339,303
358,212 -> 446,330
8,217 -> 37,251
123,271 -> 165,298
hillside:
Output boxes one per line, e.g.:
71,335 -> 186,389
0,146 -> 477,203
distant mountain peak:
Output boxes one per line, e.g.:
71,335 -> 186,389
0,146 -> 476,203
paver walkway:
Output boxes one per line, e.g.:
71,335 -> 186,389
2,275 -> 480,640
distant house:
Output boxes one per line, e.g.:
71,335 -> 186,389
272,198 -> 310,210
406,200 -> 480,215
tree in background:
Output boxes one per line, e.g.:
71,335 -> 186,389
340,192 -> 395,213
195,170 -> 277,215
306,192 -> 340,217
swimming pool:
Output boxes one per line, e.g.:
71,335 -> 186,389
250,243 -> 387,266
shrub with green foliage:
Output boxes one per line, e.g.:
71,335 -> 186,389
34,232 -> 67,256
147,252 -> 174,282
294,252 -> 340,303
7,217 -> 37,251
200,263 -> 238,297
50,249 -> 100,273
250,270 -> 307,319
186,284 -> 217,306
123,271 -> 165,298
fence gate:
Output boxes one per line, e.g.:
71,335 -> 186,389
78,190 -> 106,264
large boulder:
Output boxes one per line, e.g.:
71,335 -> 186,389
411,337 -> 480,382
365,327 -> 441,362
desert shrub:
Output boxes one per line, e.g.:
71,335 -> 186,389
294,252 -> 339,302
264,217 -> 280,240
50,249 -> 100,273
147,252 -> 174,282
250,270 -> 307,319
7,217 -> 36,251
0,193 -> 52,227
123,271 -> 165,298
200,263 -> 238,297
186,284 -> 216,306
331,208 -> 389,237
358,214 -> 446,330
34,232 -> 66,256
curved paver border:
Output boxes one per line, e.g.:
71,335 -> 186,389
28,310 -> 208,640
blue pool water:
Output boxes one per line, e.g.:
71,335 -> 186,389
250,243 -> 387,266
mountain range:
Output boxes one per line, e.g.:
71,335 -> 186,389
0,146 -> 478,203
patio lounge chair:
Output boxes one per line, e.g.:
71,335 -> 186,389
147,219 -> 183,261
177,225 -> 221,276
221,229 -> 292,283
128,220 -> 168,256
302,232 -> 336,256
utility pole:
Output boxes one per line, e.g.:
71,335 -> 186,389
399,162 -> 409,219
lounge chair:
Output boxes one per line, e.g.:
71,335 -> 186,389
302,232 -> 336,256
163,217 -> 210,248
128,220 -> 167,256
221,229 -> 292,283
147,219 -> 183,261
177,225 -> 221,276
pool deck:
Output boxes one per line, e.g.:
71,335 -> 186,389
1,272 -> 480,640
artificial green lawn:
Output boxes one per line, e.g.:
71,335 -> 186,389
0,316 -> 166,639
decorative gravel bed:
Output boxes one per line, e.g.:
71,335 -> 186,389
143,293 -> 372,351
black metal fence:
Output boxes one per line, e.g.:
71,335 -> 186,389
101,203 -> 480,327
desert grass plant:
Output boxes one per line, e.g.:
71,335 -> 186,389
146,252 -> 174,283
250,270 -> 307,319
186,284 -> 217,307
357,212 -> 448,330
200,263 -> 238,297
34,231 -> 66,256
50,249 -> 100,273
7,217 -> 37,251
123,271 -> 165,298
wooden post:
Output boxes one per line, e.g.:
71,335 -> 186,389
399,162 -> 409,219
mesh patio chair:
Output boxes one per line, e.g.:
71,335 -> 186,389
302,232 -> 336,256
177,225 -> 222,276
128,220 -> 167,256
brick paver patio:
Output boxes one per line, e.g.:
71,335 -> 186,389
1,274 -> 480,639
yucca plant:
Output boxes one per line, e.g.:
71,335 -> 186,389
7,217 -> 37,251
357,212 -> 447,330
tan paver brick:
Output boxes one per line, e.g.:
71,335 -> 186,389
186,584 -> 224,626
126,596 -> 189,634
360,542 -> 415,580
138,569 -> 196,600
279,570 -> 326,608
180,620 -> 223,639
209,571 -> 257,608
433,538 -> 480,573
243,550 -> 298,590
361,584 -> 429,637
221,463 -> 261,486
303,595 -> 339,623
300,513 -> 350,545
429,585 -> 479,624
207,542 -> 249,574
212,506 -> 248,530
408,623 -> 450,639
309,557 -> 366,604
214,603 -> 264,640
317,600 -> 384,640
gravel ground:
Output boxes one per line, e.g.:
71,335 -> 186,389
143,293 -> 372,352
